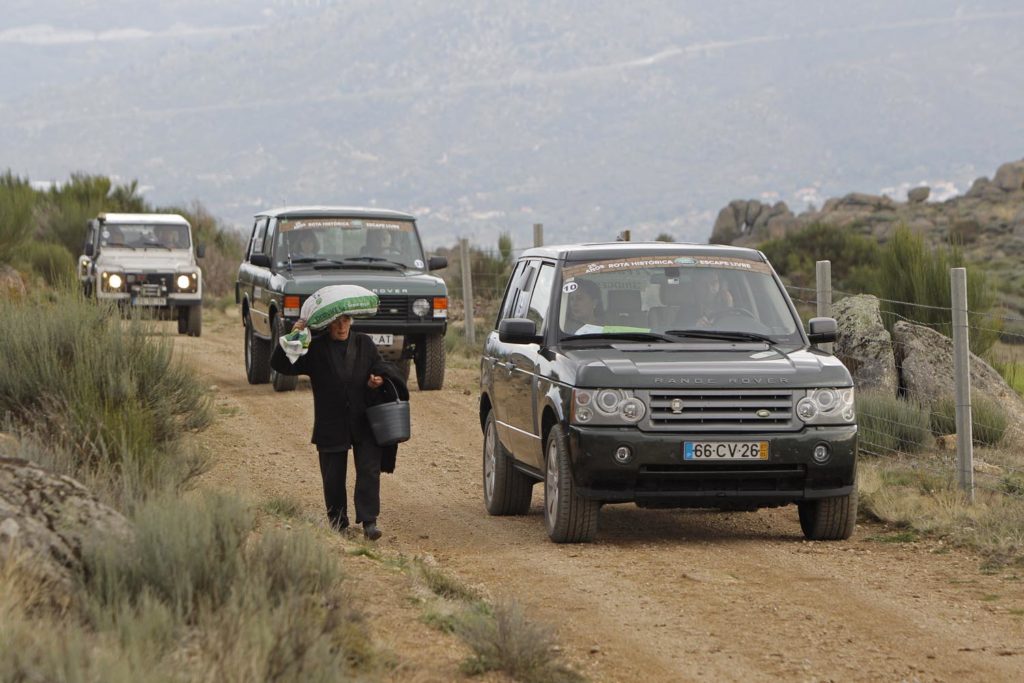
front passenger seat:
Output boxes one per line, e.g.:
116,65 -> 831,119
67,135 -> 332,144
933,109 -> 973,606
605,290 -> 644,327
648,283 -> 687,331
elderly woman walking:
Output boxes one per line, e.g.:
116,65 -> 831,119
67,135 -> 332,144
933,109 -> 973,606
270,314 -> 404,540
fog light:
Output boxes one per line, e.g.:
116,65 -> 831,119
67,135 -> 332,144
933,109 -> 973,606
614,446 -> 633,464
812,444 -> 831,464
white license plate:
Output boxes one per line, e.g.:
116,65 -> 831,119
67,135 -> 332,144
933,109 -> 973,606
683,441 -> 769,460
370,333 -> 394,346
134,297 -> 166,306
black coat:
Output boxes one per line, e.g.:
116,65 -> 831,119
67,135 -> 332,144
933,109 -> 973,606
270,331 -> 401,455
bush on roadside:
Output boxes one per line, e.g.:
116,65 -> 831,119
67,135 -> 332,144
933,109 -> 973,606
856,390 -> 933,455
12,240 -> 76,286
0,171 -> 36,264
929,396 -> 1009,447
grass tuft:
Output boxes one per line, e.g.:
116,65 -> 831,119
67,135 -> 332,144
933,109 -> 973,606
929,396 -> 1009,447
260,495 -> 304,519
856,390 -> 933,455
415,559 -> 482,602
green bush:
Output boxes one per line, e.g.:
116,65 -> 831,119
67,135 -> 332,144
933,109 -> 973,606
929,396 -> 1009,447
0,171 -> 36,264
856,390 -> 933,455
877,226 -> 1000,355
0,287 -> 212,506
12,240 -> 76,286
758,222 -> 881,291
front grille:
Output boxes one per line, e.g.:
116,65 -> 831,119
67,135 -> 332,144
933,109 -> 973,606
139,284 -> 162,297
639,389 -> 797,432
374,295 -> 410,321
636,463 -> 806,493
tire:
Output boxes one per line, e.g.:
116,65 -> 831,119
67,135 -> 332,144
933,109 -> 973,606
798,490 -> 857,541
186,304 -> 202,337
244,314 -> 271,385
415,333 -> 446,390
270,316 -> 298,392
177,311 -> 188,335
483,411 -> 533,515
544,424 -> 599,543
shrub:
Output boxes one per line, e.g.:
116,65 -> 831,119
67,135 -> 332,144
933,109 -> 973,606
929,396 -> 1009,447
758,222 -> 882,291
12,240 -> 76,286
0,171 -> 36,263
856,390 -> 933,455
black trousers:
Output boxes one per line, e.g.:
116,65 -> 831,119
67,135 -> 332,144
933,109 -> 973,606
318,439 -> 383,527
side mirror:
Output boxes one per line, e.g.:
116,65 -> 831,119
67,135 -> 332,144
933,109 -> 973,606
250,253 -> 271,268
196,245 -> 206,258
428,255 -> 448,271
498,318 -> 539,344
84,243 -> 94,256
807,317 -> 838,344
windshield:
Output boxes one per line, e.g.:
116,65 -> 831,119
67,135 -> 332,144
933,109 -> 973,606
558,254 -> 803,345
99,223 -> 190,250
273,217 -> 426,269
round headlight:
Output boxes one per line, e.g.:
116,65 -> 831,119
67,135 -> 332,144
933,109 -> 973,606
107,273 -> 123,289
595,389 -> 622,414
620,397 -> 646,423
815,389 -> 838,412
412,298 -> 430,317
575,406 -> 593,423
176,274 -> 191,289
574,390 -> 592,406
796,397 -> 818,421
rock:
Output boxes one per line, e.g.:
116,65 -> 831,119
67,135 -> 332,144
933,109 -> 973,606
965,177 -> 992,198
935,434 -> 956,451
907,186 -> 930,203
710,206 -> 739,244
993,161 -> 1024,192
837,193 -> 895,210
744,200 -> 764,229
832,295 -> 899,395
0,265 -> 26,299
0,457 -> 131,606
893,321 -> 1024,441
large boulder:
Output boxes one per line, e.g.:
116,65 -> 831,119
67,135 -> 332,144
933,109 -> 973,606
710,206 -> 739,244
893,322 -> 1024,441
0,451 -> 130,606
993,161 -> 1024,193
907,186 -> 930,203
833,295 -> 898,395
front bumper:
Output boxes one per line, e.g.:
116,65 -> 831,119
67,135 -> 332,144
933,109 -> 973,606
567,424 -> 857,507
96,291 -> 202,307
281,315 -> 447,337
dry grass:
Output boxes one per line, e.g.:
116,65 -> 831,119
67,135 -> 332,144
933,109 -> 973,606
859,456 -> 1024,567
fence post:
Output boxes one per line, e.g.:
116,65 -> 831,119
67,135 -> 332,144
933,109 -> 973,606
459,238 -> 476,345
951,267 -> 974,502
533,223 -> 544,248
815,260 -> 833,353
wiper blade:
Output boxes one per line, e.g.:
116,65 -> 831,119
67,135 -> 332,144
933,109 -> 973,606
342,256 -> 406,269
561,331 -> 679,343
290,257 -> 322,263
664,329 -> 777,344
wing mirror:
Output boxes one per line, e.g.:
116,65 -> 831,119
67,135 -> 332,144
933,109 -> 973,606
196,245 -> 206,258
807,317 -> 838,344
428,255 -> 448,271
250,253 -> 271,268
84,243 -> 94,256
498,318 -> 540,344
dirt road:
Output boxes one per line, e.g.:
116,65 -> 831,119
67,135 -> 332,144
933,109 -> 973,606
181,312 -> 1024,682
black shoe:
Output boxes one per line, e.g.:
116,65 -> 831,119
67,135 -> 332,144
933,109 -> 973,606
363,522 -> 382,541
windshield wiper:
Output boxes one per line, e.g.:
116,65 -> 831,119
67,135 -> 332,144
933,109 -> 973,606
561,331 -> 680,343
664,329 -> 777,344
342,256 -> 407,269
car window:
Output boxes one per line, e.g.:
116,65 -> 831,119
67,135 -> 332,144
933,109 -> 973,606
250,218 -> 269,257
496,260 -> 527,325
262,218 -> 277,256
526,263 -> 555,333
512,263 -> 538,319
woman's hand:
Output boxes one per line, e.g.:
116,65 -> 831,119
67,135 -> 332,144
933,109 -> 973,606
292,319 -> 307,332
367,374 -> 384,389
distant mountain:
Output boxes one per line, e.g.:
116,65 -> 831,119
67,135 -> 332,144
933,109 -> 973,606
2,1 -> 1023,248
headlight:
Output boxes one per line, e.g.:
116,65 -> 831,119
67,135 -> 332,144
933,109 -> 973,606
797,387 -> 855,425
412,298 -> 430,317
102,271 -> 125,292
572,389 -> 646,425
176,274 -> 190,289
174,272 -> 199,293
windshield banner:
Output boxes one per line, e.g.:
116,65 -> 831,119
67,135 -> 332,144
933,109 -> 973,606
279,218 -> 415,233
563,255 -> 772,279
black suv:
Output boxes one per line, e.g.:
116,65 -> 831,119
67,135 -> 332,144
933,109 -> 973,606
479,242 -> 857,543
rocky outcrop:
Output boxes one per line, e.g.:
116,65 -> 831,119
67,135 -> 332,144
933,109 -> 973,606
907,186 -> 930,203
710,199 -> 796,244
892,322 -> 1024,440
832,295 -> 898,395
0,448 -> 130,606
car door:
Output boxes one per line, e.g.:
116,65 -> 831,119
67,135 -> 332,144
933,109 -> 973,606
505,261 -> 555,470
487,260 -> 531,458
246,217 -> 272,337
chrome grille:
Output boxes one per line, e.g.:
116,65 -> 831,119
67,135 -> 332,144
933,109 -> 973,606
638,389 -> 797,432
139,284 -> 163,297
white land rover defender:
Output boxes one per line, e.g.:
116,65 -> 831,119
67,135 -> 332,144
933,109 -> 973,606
78,213 -> 204,336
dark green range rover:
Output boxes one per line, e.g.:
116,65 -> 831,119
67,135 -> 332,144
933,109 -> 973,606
237,206 -> 448,391
479,242 -> 857,543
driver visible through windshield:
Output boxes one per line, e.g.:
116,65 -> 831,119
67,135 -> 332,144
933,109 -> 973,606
558,254 -> 802,346
274,217 -> 426,270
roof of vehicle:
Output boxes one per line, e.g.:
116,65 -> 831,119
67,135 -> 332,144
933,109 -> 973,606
520,241 -> 766,263
98,213 -> 190,226
256,206 -> 416,221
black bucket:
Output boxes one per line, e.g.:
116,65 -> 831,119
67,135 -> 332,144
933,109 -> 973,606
366,378 -> 411,446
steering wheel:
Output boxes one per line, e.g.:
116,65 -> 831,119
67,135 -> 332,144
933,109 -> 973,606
708,307 -> 756,323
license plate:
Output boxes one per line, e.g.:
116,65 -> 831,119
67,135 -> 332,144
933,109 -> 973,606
133,297 -> 166,306
369,334 -> 394,346
683,441 -> 769,460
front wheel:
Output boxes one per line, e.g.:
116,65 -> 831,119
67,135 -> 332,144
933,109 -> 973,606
544,424 -> 599,543
415,333 -> 446,390
244,315 -> 271,385
186,304 -> 202,337
483,411 -> 533,515
270,316 -> 298,392
798,490 -> 857,540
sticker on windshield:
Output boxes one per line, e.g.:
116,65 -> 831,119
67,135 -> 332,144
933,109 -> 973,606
563,255 -> 771,278
562,281 -> 579,294
414,259 -> 424,269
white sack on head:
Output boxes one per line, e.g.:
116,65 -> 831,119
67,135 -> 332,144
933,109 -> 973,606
300,285 -> 379,330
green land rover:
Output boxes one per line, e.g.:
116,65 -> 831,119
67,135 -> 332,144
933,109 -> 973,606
236,206 -> 449,391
